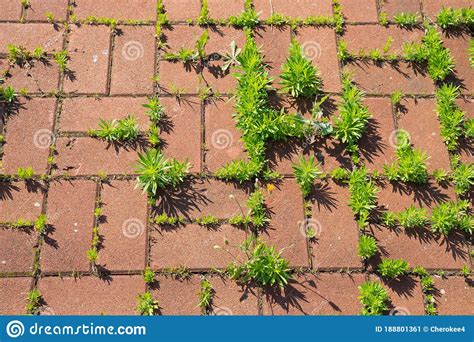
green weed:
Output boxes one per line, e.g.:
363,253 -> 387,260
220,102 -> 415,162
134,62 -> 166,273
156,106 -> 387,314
292,155 -> 321,197
91,115 -> 140,142
436,7 -> 474,30
396,205 -> 429,229
136,292 -> 159,316
378,258 -> 410,278
143,267 -> 156,284
358,281 -> 390,316
348,167 -> 378,228
358,235 -> 378,260
197,279 -> 213,313
394,12 -> 420,28
430,200 -> 472,235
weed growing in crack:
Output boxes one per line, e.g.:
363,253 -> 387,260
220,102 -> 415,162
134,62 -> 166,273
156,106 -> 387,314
53,50 -> 69,72
246,183 -> 269,230
222,235 -> 292,288
394,12 -> 420,28
332,0 -> 345,34
0,86 -> 17,103
26,289 -> 42,315
435,84 -> 467,151
7,44 -> 46,66
135,149 -> 190,197
378,258 -> 410,279
17,167 -> 34,180
90,115 -> 140,142
358,281 -> 390,316
348,167 -> 378,228
136,292 -> 159,316
279,39 -> 322,98
358,235 -> 378,260
143,267 -> 156,284
197,279 -> 213,314
470,39 -> 474,68
221,40 -> 242,72
390,90 -> 404,107
195,214 -> 220,227
228,0 -> 260,28
430,200 -> 472,235
154,213 -> 185,226
333,72 -> 371,156
86,226 -> 101,273
379,12 -> 389,26
422,24 -> 455,81
384,130 -> 429,184
292,156 -> 322,198
34,214 -> 47,234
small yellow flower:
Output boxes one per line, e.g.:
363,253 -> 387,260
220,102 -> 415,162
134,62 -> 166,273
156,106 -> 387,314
266,183 -> 275,193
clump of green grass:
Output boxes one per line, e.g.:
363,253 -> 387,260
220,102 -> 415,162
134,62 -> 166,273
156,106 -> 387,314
348,167 -> 378,228
195,214 -> 220,226
332,0 -> 345,34
358,281 -> 390,316
154,213 -> 184,226
224,236 -> 292,288
0,86 -> 17,103
422,24 -> 455,81
431,200 -> 472,235
292,155 -> 321,197
384,131 -> 429,184
358,235 -> 378,260
143,267 -> 156,284
435,84 -> 467,151
53,50 -> 69,72
34,214 -> 47,234
136,292 -> 159,316
469,39 -> 474,68
390,90 -> 404,107
135,149 -> 190,197
436,7 -> 474,30
451,157 -> 473,196
333,73 -> 371,155
7,44 -> 46,66
279,39 -> 322,98
379,12 -> 389,26
228,0 -> 260,28
26,289 -> 42,314
17,167 -> 34,180
378,258 -> 410,279
396,205 -> 429,229
90,115 -> 140,142
394,12 -> 420,28
247,186 -> 269,229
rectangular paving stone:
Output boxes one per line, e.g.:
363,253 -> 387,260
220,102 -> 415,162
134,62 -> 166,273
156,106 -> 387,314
59,96 -> 149,132
380,0 -> 422,18
150,224 -> 247,269
73,0 -> 156,21
442,33 -> 473,94
63,25 -> 110,94
152,275 -> 201,315
2,98 -> 55,174
359,97 -> 397,171
295,27 -> 341,92
159,97 -> 202,173
0,0 -> 22,21
99,180 -> 148,271
26,0 -> 68,21
38,275 -> 144,315
0,228 -> 36,273
339,0 -> 378,23
0,181 -> 44,222
204,98 -> 246,172
255,26 -> 291,85
158,61 -> 201,94
40,180 -> 96,273
253,0 -> 333,20
263,179 -> 308,267
3,62 -> 60,93
110,26 -> 155,95
0,23 -> 63,53
347,62 -> 435,94
369,223 -> 469,270
377,276 -> 426,315
343,25 -> 424,55
162,0 -> 202,21
0,277 -> 32,314
209,277 -> 259,315
310,180 -> 361,269
397,98 -> 451,172
55,137 -> 145,175
207,0 -> 244,19
433,276 -> 474,315
155,178 -> 250,219
264,273 -> 366,315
